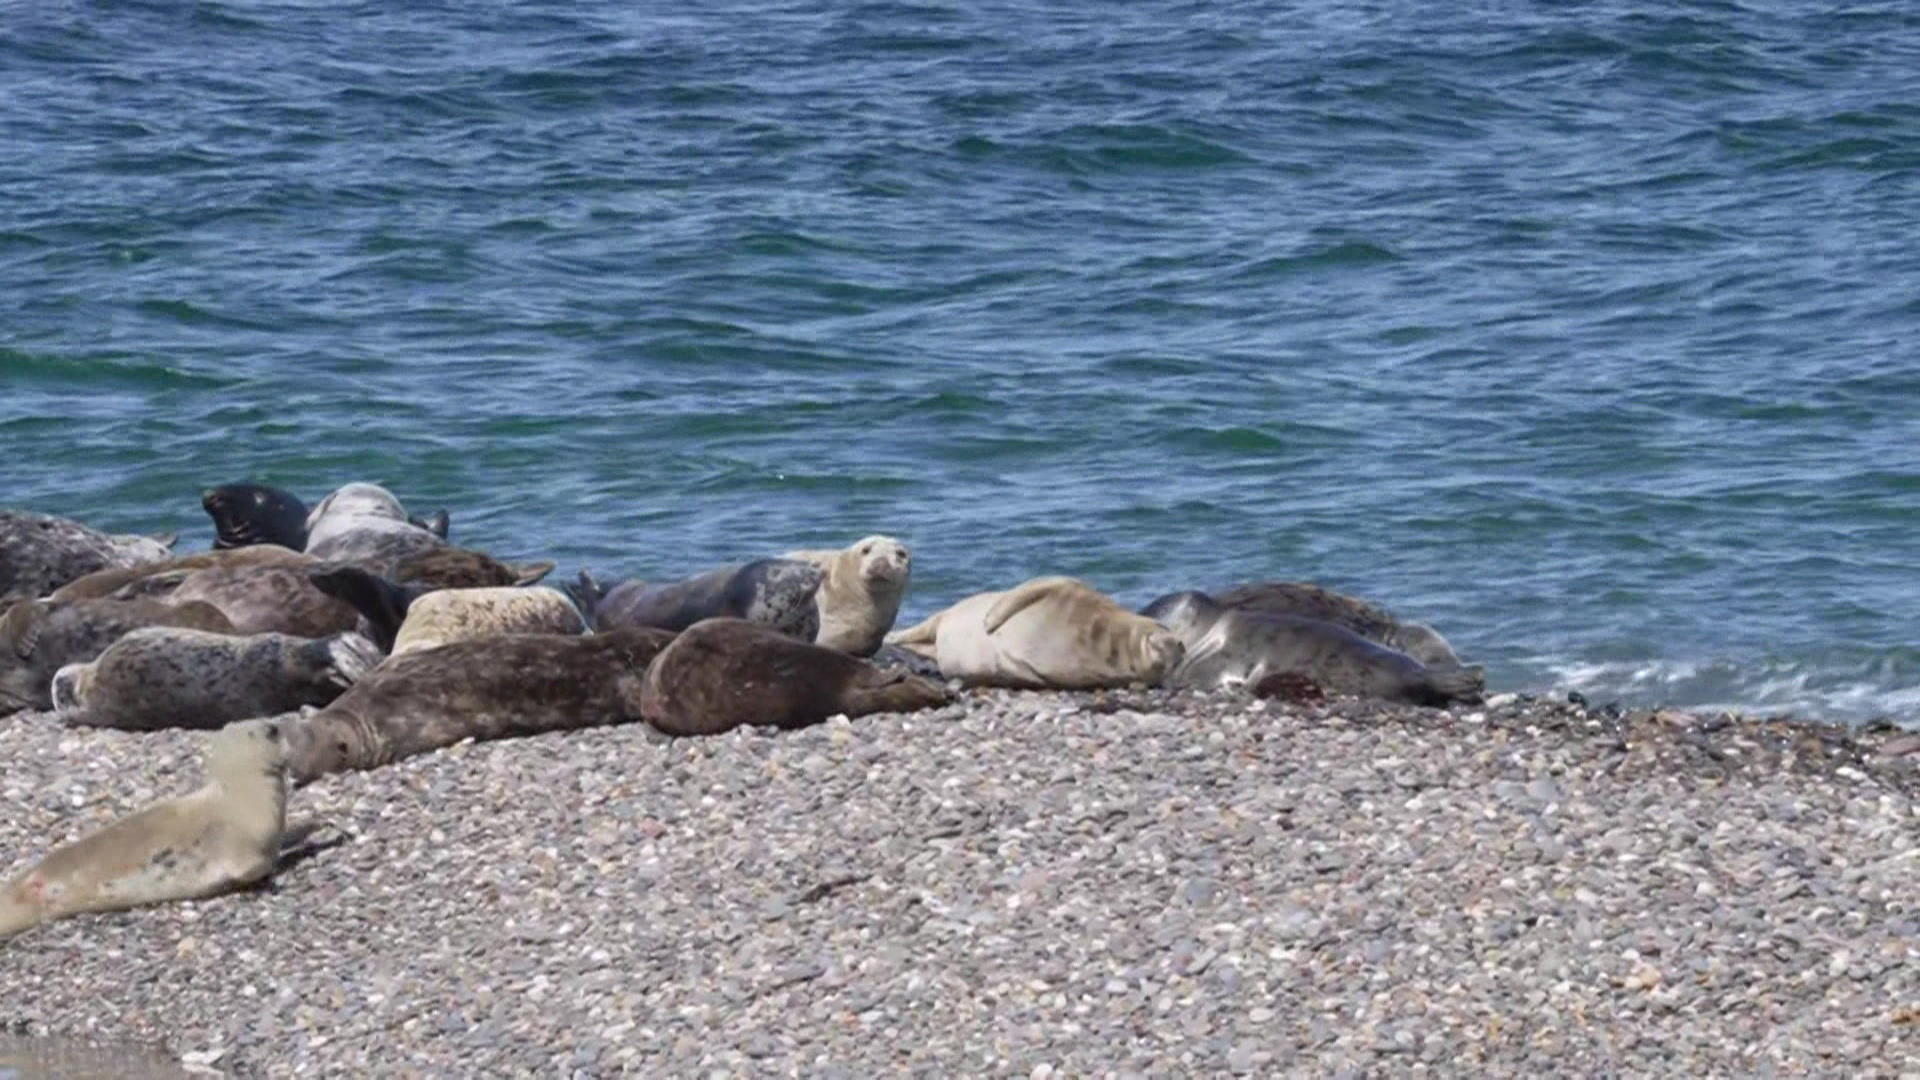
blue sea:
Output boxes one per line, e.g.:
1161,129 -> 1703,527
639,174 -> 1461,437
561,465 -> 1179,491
5,1 -> 1919,722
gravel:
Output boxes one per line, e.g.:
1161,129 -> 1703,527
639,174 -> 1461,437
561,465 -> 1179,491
2,691 -> 1917,1076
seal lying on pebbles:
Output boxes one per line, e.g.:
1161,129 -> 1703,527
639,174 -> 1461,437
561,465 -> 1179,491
0,718 -> 287,940
307,566 -> 573,652
281,628 -> 676,784
783,535 -> 911,656
641,618 -> 952,737
302,483 -> 449,572
392,547 -> 554,590
0,510 -> 176,603
0,598 -> 236,716
1141,590 -> 1484,707
886,576 -> 1185,690
203,483 -> 311,551
49,544 -> 313,604
1213,581 -> 1462,668
137,564 -> 361,639
52,628 -> 380,731
576,559 -> 823,640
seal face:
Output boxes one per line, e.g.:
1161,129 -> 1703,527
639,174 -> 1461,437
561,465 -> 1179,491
203,483 -> 310,551
783,535 -> 911,656
640,617 -> 952,737
582,559 -> 823,641
1141,590 -> 1484,707
54,628 -> 379,731
886,577 -> 1184,690
0,510 -> 176,604
280,628 -> 675,784
0,718 -> 288,940
0,597 -> 236,716
390,587 -> 585,656
1211,581 -> 1463,668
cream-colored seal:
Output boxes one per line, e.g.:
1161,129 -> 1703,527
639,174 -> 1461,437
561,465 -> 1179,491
784,535 -> 911,656
0,718 -> 288,940
885,576 -> 1184,689
390,586 -> 585,655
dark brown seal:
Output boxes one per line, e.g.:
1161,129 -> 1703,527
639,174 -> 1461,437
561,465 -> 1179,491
640,617 -> 953,737
393,547 -> 555,590
281,627 -> 675,784
0,597 -> 236,715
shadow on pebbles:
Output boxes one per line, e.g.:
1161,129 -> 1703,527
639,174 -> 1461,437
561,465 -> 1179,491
1,691 -> 1917,1076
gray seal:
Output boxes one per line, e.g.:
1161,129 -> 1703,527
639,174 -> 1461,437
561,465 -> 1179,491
0,510 -> 176,603
1141,591 -> 1484,707
302,483 -> 449,574
1211,581 -> 1463,668
574,558 -> 823,640
202,483 -> 311,550
0,597 -> 237,716
53,628 -> 380,732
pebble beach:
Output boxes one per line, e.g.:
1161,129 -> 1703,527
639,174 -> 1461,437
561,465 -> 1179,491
3,692 -> 1916,1077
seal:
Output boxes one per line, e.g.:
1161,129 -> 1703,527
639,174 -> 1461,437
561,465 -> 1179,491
0,510 -> 176,603
0,597 -> 236,716
1211,581 -> 1463,668
49,544 -> 313,604
576,558 -> 823,640
885,576 -> 1184,690
389,587 -> 584,656
782,535 -> 911,656
0,718 -> 288,940
1140,590 -> 1484,706
302,482 -> 449,573
152,564 -> 361,639
306,564 -> 567,651
281,627 -> 676,784
392,547 -> 555,590
52,628 -> 381,732
640,617 -> 952,737
203,483 -> 310,551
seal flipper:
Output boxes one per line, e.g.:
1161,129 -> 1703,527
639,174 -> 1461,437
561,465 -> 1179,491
841,668 -> 953,717
3,600 -> 47,660
316,632 -> 383,690
409,510 -> 451,539
982,576 -> 1083,634
107,568 -> 195,601
567,570 -> 608,630
511,560 -> 556,586
306,565 -> 421,653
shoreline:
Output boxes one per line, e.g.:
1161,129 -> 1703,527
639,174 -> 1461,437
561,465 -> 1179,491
2,691 -> 1917,1075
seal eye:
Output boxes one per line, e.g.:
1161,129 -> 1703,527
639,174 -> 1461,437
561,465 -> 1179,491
263,722 -> 281,739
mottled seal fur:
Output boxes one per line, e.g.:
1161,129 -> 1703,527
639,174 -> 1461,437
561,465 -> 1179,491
0,597 -> 236,716
393,547 -> 554,590
390,587 -> 584,655
0,718 -> 288,940
53,628 -> 380,731
0,510 -> 176,603
203,483 -> 311,550
1141,590 -> 1484,707
640,617 -> 952,737
783,535 -> 911,656
281,628 -> 675,784
1212,581 -> 1462,668
50,544 -> 313,603
153,564 -> 362,638
576,558 -> 823,640
886,576 -> 1184,690
302,483 -> 449,573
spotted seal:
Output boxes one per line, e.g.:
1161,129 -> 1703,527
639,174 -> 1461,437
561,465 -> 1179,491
575,558 -> 822,640
49,545 -> 313,604
0,510 -> 176,603
0,597 -> 236,716
1141,590 -> 1484,706
1212,581 -> 1463,668
302,482 -> 449,573
782,535 -> 911,656
52,628 -> 380,731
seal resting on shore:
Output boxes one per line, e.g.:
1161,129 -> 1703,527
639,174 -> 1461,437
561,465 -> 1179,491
390,587 -> 584,655
281,628 -> 676,784
302,483 -> 449,572
0,718 -> 288,940
1141,590 -> 1484,706
576,559 -> 822,641
52,628 -> 380,731
203,483 -> 311,550
391,547 -> 554,590
0,510 -> 176,603
139,564 -> 361,639
49,544 -> 313,604
885,576 -> 1184,690
640,618 -> 952,736
1212,581 -> 1462,668
782,535 -> 911,656
0,597 -> 236,716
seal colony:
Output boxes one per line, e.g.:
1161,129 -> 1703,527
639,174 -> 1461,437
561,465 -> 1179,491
0,481 -> 1486,939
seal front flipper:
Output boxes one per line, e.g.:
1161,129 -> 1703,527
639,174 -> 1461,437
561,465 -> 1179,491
314,632 -> 383,691
307,565 -> 423,653
3,599 -> 47,660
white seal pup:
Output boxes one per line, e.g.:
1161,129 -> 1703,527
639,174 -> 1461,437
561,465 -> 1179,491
391,586 -> 585,655
1141,590 -> 1484,706
53,628 -> 381,731
0,718 -> 289,940
885,576 -> 1184,690
0,510 -> 176,603
302,483 -> 448,572
781,535 -> 911,656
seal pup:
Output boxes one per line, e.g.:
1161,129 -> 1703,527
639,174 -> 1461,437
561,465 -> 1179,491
49,544 -> 313,604
576,558 -> 823,641
203,483 -> 311,550
52,628 -> 380,731
1141,590 -> 1484,707
281,627 -> 675,784
0,510 -> 176,603
641,617 -> 952,737
0,718 -> 288,940
782,535 -> 911,656
390,587 -> 584,655
302,482 -> 449,573
0,597 -> 236,716
1212,581 -> 1462,668
885,576 -> 1184,690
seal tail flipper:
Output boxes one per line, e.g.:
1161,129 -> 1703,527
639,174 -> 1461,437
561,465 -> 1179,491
307,564 -> 414,653
1422,663 -> 1486,706
322,632 -> 384,690
511,560 -> 556,587
566,570 -> 607,629
882,606 -> 945,656
982,577 -> 1085,634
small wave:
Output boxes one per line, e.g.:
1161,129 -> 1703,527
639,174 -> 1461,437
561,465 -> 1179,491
1541,652 -> 1920,726
0,348 -> 232,391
